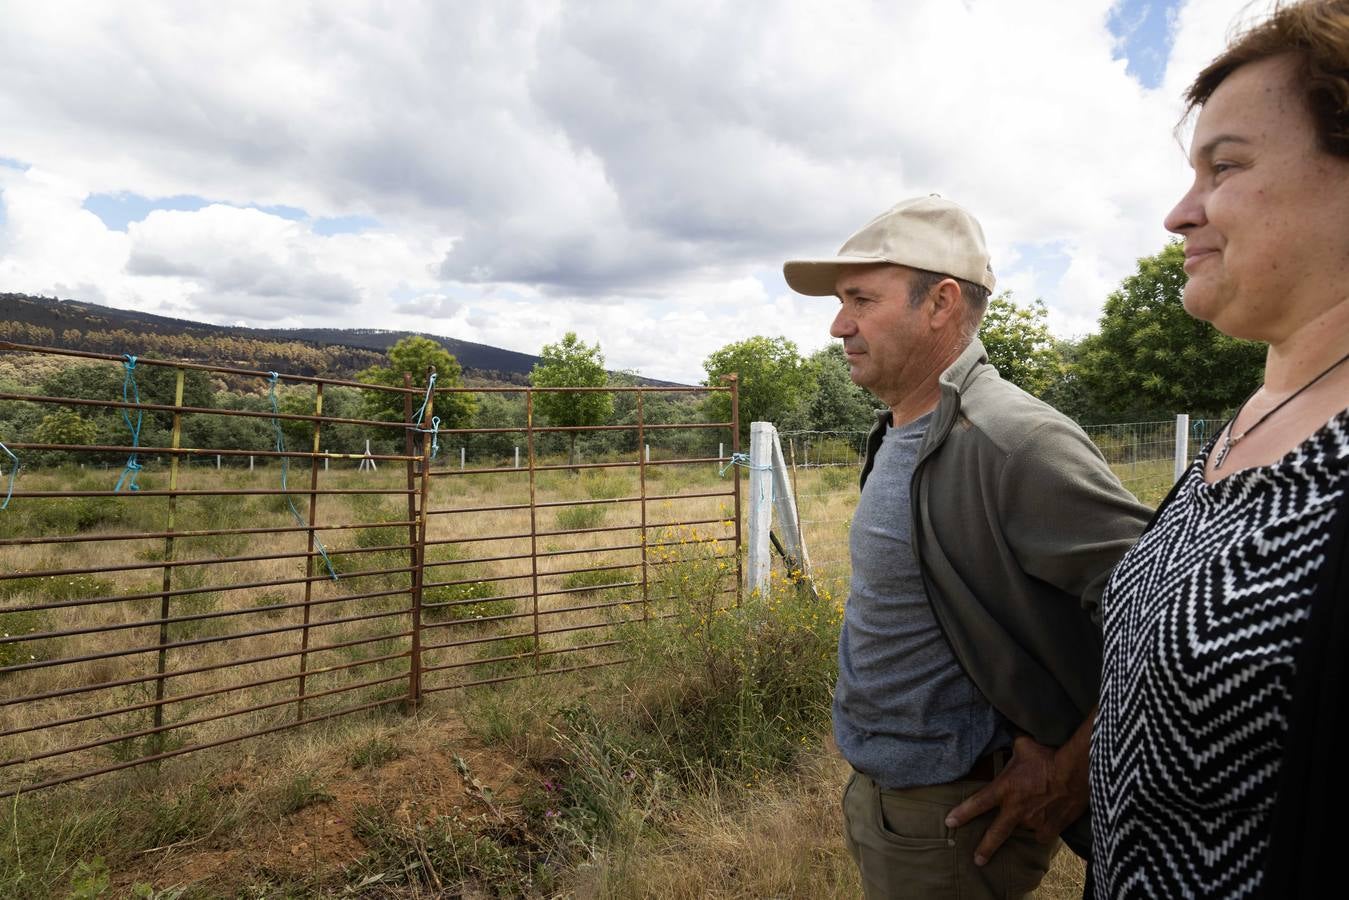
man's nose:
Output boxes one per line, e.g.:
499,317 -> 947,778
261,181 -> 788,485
830,307 -> 854,338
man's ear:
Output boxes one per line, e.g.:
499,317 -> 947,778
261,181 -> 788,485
926,278 -> 963,330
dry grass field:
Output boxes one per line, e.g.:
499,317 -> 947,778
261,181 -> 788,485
0,448 -> 1163,896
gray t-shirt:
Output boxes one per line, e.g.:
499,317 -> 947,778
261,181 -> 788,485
833,412 -> 1008,789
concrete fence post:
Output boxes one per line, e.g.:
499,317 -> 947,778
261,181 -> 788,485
1174,414 -> 1190,483
747,422 -> 774,595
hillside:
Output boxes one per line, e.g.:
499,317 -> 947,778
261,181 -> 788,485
0,292 -> 676,385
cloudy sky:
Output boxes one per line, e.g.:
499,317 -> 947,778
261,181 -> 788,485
0,0 -> 1269,384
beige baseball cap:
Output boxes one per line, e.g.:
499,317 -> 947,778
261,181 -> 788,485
783,194 -> 996,296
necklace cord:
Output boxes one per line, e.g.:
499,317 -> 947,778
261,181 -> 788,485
1213,348 -> 1349,469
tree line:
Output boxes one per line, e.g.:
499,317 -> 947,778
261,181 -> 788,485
0,242 -> 1264,470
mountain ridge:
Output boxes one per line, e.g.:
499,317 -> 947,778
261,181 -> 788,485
0,293 -> 683,386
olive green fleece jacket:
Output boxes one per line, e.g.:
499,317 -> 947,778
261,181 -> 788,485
859,339 -> 1150,851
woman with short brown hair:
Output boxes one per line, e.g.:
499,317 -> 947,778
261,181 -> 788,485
1089,1 -> 1349,897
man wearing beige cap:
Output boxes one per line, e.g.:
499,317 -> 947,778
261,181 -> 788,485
784,195 -> 1148,898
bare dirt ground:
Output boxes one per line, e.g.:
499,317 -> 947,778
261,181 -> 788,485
107,713 -> 530,896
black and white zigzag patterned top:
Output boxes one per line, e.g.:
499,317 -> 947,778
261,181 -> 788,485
1090,409 -> 1349,899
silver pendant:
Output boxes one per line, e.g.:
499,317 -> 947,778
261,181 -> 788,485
1212,436 -> 1234,470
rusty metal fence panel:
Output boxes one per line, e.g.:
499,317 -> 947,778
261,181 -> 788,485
0,341 -> 740,797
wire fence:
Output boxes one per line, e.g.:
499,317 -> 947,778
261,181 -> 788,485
0,341 -> 741,798
779,417 -> 1206,605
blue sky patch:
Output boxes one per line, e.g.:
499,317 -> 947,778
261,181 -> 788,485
252,203 -> 307,221
0,157 -> 28,171
1107,0 -> 1181,89
83,193 -> 210,231
1007,240 -> 1072,294
313,214 -> 380,236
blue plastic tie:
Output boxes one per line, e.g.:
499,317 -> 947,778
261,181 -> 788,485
0,440 -> 19,510
114,355 -> 143,492
718,452 -> 772,477
1191,418 -> 1209,441
409,372 -> 440,460
268,373 -> 339,581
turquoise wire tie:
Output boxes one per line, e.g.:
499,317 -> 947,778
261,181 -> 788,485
409,372 -> 440,460
114,354 -> 143,492
718,452 -> 771,477
0,439 -> 19,510
268,372 -> 339,581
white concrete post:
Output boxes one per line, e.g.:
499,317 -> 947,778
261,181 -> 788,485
1174,414 -> 1190,483
324,456 -> 329,471
645,444 -> 650,463
460,447 -> 466,470
514,446 -> 520,468
216,454 -> 221,470
769,428 -> 809,577
746,421 -> 774,596
249,455 -> 254,471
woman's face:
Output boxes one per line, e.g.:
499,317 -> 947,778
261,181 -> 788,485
1164,54 -> 1349,343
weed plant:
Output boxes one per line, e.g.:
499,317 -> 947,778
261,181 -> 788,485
559,567 -> 634,594
348,736 -> 401,769
445,545 -> 843,894
581,471 -> 628,500
554,503 -> 607,531
817,464 -> 858,493
422,579 -> 514,622
275,774 -> 334,815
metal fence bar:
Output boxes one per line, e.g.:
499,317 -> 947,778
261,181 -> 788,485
0,342 -> 737,797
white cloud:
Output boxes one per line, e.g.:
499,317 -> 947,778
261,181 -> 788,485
0,0 -> 1264,383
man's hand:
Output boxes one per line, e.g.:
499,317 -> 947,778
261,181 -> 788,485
943,711 -> 1094,866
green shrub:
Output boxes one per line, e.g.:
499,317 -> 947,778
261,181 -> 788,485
422,580 -> 514,622
559,568 -> 634,595
164,592 -> 221,642
629,533 -> 840,778
0,572 -> 115,602
144,783 -> 232,848
356,523 -> 406,550
0,609 -> 44,667
349,737 -> 401,770
555,503 -> 606,531
277,774 -> 334,815
251,590 -> 290,618
581,471 -> 629,500
470,635 -> 541,679
817,464 -> 857,493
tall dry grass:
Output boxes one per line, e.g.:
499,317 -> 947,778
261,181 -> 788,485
0,455 -> 736,795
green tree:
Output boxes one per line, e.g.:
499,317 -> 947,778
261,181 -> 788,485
530,332 -> 613,467
356,335 -> 476,431
804,344 -> 878,433
33,409 -> 98,446
702,336 -> 816,443
978,293 -> 1062,398
1074,242 -> 1264,422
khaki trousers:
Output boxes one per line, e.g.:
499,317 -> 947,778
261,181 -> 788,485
842,771 -> 1059,899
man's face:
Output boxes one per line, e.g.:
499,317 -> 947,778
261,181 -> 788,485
829,264 -> 929,404
1164,54 -> 1349,342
